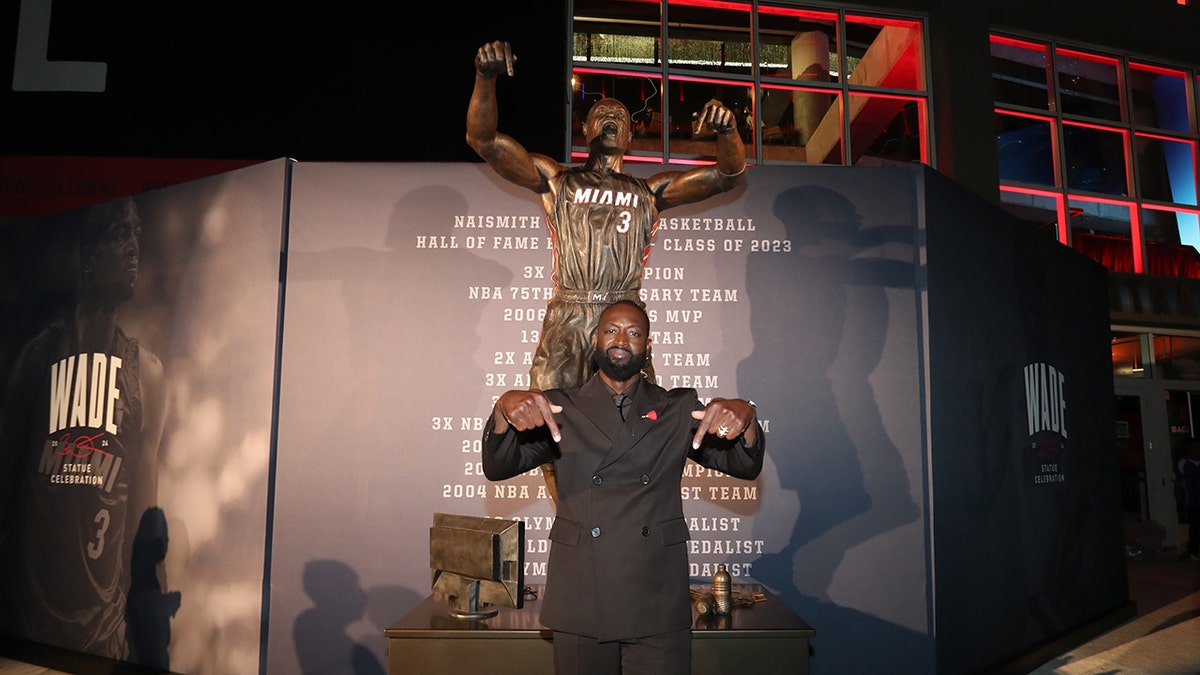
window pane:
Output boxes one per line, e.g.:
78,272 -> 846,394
1055,49 -> 1121,121
999,188 -> 1063,240
665,79 -> 756,162
1129,63 -> 1191,133
761,85 -> 841,164
1141,207 -> 1200,277
844,14 -> 924,91
666,0 -> 753,77
1063,123 -> 1129,195
573,0 -> 661,66
1070,198 -> 1136,273
1111,332 -> 1147,378
757,5 -> 840,85
571,71 -> 666,156
1136,134 -> 1197,205
991,36 -> 1050,110
1157,206 -> 1200,253
1155,337 -> 1200,380
997,112 -> 1056,186
848,94 -> 925,165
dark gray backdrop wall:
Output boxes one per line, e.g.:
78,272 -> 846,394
741,166 -> 933,671
921,169 -> 1126,673
272,162 -> 937,674
0,160 -> 290,673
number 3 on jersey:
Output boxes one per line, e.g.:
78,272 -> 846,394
87,508 -> 110,559
616,209 -> 632,233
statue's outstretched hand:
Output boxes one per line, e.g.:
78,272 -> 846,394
476,40 -> 517,78
699,101 -> 737,134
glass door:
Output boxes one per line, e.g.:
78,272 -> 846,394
1114,393 -> 1149,523
1114,380 -> 1191,550
1163,389 -> 1195,540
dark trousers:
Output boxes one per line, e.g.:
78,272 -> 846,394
1187,504 -> 1200,555
552,628 -> 691,675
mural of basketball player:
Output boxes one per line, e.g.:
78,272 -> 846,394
468,40 -> 747,502
0,196 -> 167,659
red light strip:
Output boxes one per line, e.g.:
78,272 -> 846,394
845,13 -> 921,30
1135,130 -> 1196,145
1056,48 -> 1118,67
1129,62 -> 1186,78
995,108 -> 1054,123
664,74 -> 755,87
1142,202 -> 1200,217
573,67 -> 662,81
764,85 -> 838,96
666,0 -> 752,12
990,35 -> 1047,51
755,5 -> 837,21
567,152 -> 753,170
1067,193 -> 1135,208
1131,207 -> 1145,273
1062,118 -> 1127,134
573,69 -> 756,95
569,152 -> 668,165
848,91 -> 923,103
917,100 -> 930,164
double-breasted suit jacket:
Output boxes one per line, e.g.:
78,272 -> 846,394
483,374 -> 764,642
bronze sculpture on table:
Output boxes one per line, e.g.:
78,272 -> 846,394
467,40 -> 748,504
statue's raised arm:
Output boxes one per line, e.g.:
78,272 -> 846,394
465,40 -> 558,194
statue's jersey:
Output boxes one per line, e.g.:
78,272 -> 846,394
547,167 -> 660,293
533,167 -> 661,391
5,323 -> 142,658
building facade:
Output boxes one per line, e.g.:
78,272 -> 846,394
565,0 -> 1200,550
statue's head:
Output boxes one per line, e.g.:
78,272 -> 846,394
584,98 -> 633,153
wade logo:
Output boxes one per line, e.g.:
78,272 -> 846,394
1023,362 -> 1068,485
48,353 -> 122,436
37,353 -> 126,492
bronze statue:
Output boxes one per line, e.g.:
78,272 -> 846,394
467,40 -> 747,504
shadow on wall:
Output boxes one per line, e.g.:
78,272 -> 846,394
294,559 -> 387,675
126,506 -> 182,671
739,184 -> 929,671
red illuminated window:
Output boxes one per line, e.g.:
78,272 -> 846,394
572,1 -> 929,167
994,33 -> 1200,279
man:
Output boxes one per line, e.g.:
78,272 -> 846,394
0,197 -> 166,659
1178,439 -> 1200,561
467,40 -> 748,502
483,300 -> 763,675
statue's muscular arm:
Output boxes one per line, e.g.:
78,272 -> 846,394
466,41 -> 565,197
645,101 -> 747,211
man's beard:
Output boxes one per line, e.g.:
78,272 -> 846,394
594,347 -> 647,381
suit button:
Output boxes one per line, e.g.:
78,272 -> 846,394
592,475 -> 603,486
640,474 -> 650,485
641,526 -> 651,537
591,527 -> 601,538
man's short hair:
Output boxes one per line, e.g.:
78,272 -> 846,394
602,299 -> 648,324
80,197 -> 139,252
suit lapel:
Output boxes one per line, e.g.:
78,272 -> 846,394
592,377 -> 667,470
572,377 -> 623,446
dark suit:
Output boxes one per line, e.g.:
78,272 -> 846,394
483,375 -> 764,643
